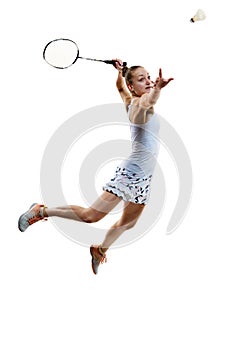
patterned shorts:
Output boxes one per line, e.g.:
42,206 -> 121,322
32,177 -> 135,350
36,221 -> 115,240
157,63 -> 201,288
102,166 -> 153,205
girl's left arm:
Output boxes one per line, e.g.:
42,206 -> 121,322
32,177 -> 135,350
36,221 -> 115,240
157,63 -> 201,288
140,68 -> 173,109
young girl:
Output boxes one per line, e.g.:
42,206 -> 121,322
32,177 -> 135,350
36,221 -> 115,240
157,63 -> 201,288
18,60 -> 173,274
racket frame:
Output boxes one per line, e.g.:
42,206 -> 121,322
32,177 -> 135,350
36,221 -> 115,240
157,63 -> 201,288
43,38 -> 127,69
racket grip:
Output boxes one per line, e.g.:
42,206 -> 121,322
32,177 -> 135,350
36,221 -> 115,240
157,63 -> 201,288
104,60 -> 115,65
104,60 -> 127,67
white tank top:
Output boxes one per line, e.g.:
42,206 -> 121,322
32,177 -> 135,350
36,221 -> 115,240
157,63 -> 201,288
120,111 -> 160,178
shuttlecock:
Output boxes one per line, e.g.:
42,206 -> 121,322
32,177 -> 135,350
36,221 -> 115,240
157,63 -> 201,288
190,9 -> 206,22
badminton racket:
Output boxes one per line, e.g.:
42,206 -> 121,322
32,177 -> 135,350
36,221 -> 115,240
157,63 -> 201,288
43,38 -> 127,69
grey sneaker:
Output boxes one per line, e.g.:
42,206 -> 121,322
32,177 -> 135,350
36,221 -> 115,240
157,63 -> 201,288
90,245 -> 107,275
18,203 -> 47,232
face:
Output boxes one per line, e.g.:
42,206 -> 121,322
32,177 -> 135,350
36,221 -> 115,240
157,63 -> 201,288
127,67 -> 153,96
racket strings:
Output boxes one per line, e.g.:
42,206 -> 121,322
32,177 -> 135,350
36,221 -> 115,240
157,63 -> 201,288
43,39 -> 79,69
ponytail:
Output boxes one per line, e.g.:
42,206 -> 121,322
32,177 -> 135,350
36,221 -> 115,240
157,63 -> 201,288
122,65 -> 128,78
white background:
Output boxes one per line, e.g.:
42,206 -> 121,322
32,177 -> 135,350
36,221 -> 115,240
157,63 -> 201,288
1,0 -> 233,349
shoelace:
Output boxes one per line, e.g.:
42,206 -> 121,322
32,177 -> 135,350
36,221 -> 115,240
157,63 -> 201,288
100,255 -> 107,264
28,215 -> 47,225
28,206 -> 47,225
98,246 -> 107,264
93,249 -> 107,264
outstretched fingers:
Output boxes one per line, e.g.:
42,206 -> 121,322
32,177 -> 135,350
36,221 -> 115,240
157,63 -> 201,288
155,68 -> 174,88
159,68 -> 174,82
167,77 -> 174,83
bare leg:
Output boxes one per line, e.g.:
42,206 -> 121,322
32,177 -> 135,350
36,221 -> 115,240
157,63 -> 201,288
45,205 -> 85,221
100,201 -> 145,252
44,191 -> 121,223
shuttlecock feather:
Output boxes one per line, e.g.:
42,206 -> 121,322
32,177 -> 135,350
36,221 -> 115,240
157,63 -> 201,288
190,9 -> 206,22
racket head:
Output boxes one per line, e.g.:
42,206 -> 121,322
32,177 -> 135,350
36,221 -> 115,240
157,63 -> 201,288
43,38 -> 79,69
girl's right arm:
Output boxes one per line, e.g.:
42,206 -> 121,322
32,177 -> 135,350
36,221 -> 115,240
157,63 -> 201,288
114,59 -> 132,106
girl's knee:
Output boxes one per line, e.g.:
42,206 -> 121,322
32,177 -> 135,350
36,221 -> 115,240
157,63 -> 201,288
81,208 -> 105,223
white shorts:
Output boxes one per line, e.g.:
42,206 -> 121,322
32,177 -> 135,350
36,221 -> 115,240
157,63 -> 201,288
103,166 -> 153,205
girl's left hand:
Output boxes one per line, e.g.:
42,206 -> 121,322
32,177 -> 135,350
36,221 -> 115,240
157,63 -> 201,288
154,68 -> 174,89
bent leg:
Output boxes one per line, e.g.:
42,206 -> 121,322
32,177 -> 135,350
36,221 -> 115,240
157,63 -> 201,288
100,201 -> 145,252
44,191 -> 121,223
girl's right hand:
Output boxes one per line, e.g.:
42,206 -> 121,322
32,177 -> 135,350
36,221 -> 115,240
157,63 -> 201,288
112,58 -> 124,71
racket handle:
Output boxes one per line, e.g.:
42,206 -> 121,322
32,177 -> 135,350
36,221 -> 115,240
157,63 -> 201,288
104,60 -> 115,65
104,60 -> 127,67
